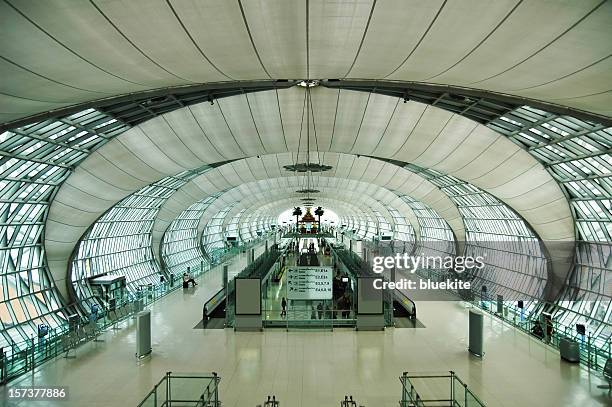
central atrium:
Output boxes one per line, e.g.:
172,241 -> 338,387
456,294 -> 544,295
0,1 -> 610,406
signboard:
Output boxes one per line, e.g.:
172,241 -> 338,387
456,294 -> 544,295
287,266 -> 332,300
235,278 -> 261,315
357,277 -> 383,315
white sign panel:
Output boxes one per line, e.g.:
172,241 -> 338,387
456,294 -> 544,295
287,266 -> 333,300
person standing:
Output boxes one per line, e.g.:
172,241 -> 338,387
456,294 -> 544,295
281,297 -> 287,318
317,302 -> 324,319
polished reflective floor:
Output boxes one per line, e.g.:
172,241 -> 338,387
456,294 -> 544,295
2,249 -> 610,406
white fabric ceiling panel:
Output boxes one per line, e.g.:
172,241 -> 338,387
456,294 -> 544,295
188,102 -> 249,160
476,1 -> 611,94
217,96 -> 268,157
242,156 -> 268,180
358,158 -> 385,184
373,164 -> 399,187
138,116 -> 207,169
332,153 -> 356,178
411,116 -> 479,167
49,183 -> 116,214
347,0 -> 444,78
370,102 -> 428,158
2,1 -> 610,123
246,90 -> 288,151
119,127 -> 189,174
96,140 -> 166,182
0,55 -> 98,103
385,0 -> 519,82
349,93 -> 398,155
276,87 -> 308,151
308,0 -> 374,79
162,108 -> 228,164
219,162 -> 248,186
192,174 -> 225,195
393,106 -> 455,161
556,92 -> 612,118
383,168 -> 417,192
10,0 -> 181,87
240,0 -> 307,78
433,130 -> 502,174
169,0 -> 266,79
328,90 -> 370,151
92,0 -> 226,83
309,89 -> 340,151
0,94 -> 63,124
0,1 -> 132,95
346,156 -> 369,180
79,152 -> 151,191
260,154 -> 284,178
45,201 -> 105,233
63,165 -> 133,198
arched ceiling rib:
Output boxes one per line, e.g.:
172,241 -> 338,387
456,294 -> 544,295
220,195 -> 419,241
147,155 -> 462,262
1,0 -> 610,124
152,170 -> 443,262
44,87 -> 572,289
196,185 -> 418,240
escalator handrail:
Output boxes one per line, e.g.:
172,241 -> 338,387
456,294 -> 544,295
203,287 -> 226,318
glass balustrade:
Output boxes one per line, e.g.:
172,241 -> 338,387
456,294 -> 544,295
137,372 -> 220,407
0,238 -> 270,384
399,371 -> 486,407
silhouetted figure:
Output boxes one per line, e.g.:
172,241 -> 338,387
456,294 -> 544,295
532,321 -> 544,339
281,297 -> 287,318
183,272 -> 197,288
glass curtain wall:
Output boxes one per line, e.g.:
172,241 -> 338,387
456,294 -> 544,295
488,106 -> 611,346
406,164 -> 548,310
388,208 -> 414,243
161,194 -> 220,275
0,109 -> 127,353
71,167 -> 213,308
202,206 -> 235,263
399,195 -> 456,277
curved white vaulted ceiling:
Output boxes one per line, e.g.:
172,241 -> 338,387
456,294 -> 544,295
1,0 -> 610,124
219,193 -> 418,238
44,87 -> 572,292
191,183 -> 421,239
131,159 -> 461,269
192,191 -> 412,244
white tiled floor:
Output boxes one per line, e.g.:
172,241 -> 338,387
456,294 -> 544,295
2,248 -> 610,406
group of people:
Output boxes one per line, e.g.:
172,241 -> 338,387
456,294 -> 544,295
310,302 -> 332,320
279,296 -> 353,320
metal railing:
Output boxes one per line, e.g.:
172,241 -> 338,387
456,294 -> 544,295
259,395 -> 279,406
414,266 -> 612,376
340,395 -> 362,406
137,372 -> 220,407
468,295 -> 612,373
0,281 -> 181,384
399,371 -> 486,407
0,239 -> 268,385
225,245 -> 282,327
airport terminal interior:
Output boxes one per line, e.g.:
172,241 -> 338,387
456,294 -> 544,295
0,1 -> 611,406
